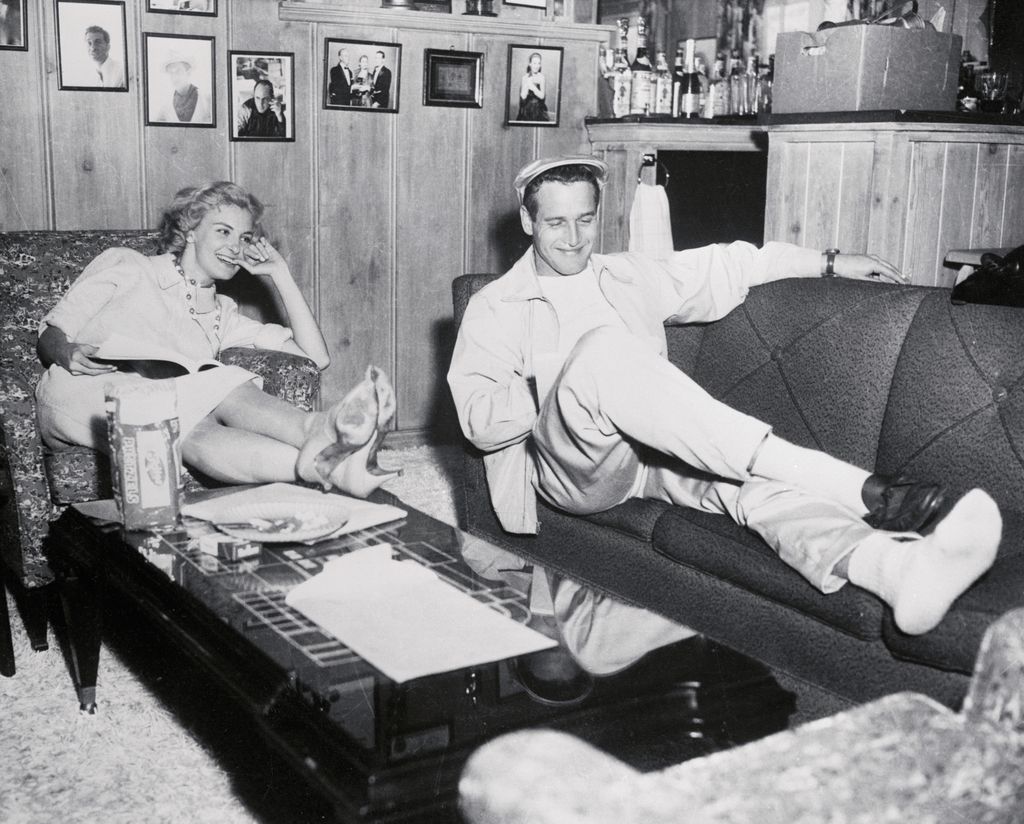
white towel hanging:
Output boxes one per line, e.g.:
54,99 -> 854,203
628,182 -> 674,259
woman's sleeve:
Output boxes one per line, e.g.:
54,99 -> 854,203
218,295 -> 295,351
38,247 -> 139,340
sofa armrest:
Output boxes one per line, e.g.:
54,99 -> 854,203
0,369 -> 57,587
219,348 -> 321,412
459,730 -> 641,824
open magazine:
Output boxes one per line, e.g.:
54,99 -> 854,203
93,332 -> 223,380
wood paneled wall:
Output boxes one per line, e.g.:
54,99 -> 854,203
0,0 -> 612,440
764,123 -> 1024,287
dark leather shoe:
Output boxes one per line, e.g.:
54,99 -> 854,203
508,650 -> 594,707
862,474 -> 945,533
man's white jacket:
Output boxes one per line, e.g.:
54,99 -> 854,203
447,241 -> 823,534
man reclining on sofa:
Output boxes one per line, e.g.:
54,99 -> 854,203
447,155 -> 1002,692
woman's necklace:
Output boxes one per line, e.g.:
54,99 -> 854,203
174,256 -> 222,345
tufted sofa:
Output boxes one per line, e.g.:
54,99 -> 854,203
452,274 -> 1024,710
0,230 -> 320,660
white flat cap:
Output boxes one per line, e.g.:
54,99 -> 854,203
513,155 -> 609,204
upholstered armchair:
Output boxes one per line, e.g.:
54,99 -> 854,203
0,230 -> 321,668
460,607 -> 1024,824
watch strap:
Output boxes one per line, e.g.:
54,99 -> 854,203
824,248 -> 840,277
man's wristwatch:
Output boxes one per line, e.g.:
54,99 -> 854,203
823,248 -> 840,277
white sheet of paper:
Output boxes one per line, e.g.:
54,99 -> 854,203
72,499 -> 122,523
285,545 -> 557,683
180,482 -> 406,536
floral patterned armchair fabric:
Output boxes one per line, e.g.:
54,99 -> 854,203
0,230 -> 321,593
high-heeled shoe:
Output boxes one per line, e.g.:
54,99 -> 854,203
298,365 -> 401,496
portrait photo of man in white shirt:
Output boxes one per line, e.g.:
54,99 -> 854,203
55,0 -> 128,92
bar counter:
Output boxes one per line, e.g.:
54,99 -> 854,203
585,113 -> 1024,285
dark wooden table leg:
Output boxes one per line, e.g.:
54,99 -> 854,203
21,583 -> 50,652
57,563 -> 104,713
0,568 -> 15,677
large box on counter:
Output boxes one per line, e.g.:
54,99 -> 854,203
772,26 -> 962,114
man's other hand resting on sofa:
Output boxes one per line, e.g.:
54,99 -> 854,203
448,156 -> 1001,682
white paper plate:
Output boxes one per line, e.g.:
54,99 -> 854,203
214,500 -> 350,543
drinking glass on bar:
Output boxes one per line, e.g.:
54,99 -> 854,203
976,70 -> 1008,114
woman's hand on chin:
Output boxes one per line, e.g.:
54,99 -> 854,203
232,236 -> 290,279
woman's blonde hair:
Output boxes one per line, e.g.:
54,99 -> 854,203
157,181 -> 264,256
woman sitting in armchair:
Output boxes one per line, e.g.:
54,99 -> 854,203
35,180 -> 395,497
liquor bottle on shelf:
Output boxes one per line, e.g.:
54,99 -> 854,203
610,18 -> 632,119
694,54 -> 709,117
757,55 -> 774,115
671,41 -> 685,117
711,52 -> 730,117
728,48 -> 743,79
729,49 -> 746,115
957,49 -> 979,112
676,38 -> 701,119
629,16 -> 654,115
744,54 -> 759,115
654,50 -> 674,115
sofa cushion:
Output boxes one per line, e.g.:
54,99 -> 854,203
582,497 -> 674,543
873,293 -> 1024,514
880,510 -> 1024,673
651,506 -> 884,640
685,279 -> 926,472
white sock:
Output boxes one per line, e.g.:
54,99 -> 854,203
846,489 -> 1001,635
749,435 -> 870,515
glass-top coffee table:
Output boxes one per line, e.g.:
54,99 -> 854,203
49,489 -> 794,823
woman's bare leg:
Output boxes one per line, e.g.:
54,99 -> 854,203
210,382 -> 311,447
185,368 -> 399,493
182,417 -> 301,483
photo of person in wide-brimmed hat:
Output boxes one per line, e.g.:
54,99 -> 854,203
144,34 -> 215,126
151,48 -> 212,123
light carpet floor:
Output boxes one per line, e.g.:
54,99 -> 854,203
0,445 -> 463,824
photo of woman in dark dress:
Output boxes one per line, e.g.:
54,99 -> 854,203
516,52 -> 548,122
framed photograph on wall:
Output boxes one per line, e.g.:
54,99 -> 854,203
505,44 -> 562,127
146,0 -> 217,16
322,37 -> 401,114
143,32 -> 215,127
0,1 -> 27,51
229,50 -> 295,141
55,0 -> 128,91
423,49 -> 482,108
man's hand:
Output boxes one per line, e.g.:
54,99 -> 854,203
831,253 -> 908,285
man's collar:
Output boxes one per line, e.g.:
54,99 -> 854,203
500,248 -> 631,301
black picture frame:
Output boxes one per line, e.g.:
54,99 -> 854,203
0,1 -> 27,51
146,0 -> 216,15
229,50 -> 295,142
143,32 -> 216,127
412,0 -> 452,11
423,49 -> 482,108
55,0 -> 128,91
505,44 -> 562,127
322,37 -> 402,114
